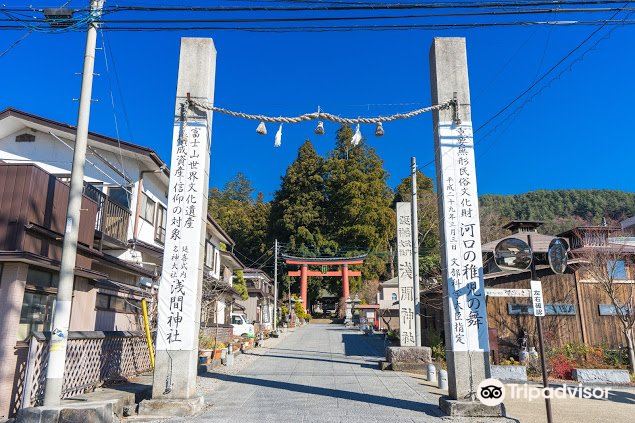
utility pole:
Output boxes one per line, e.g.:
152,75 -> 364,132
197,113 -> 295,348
411,156 -> 421,347
43,0 -> 104,406
273,239 -> 278,331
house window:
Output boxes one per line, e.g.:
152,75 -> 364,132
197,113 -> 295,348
109,186 -> 131,209
391,293 -> 398,301
214,249 -> 221,277
18,292 -> 56,341
508,303 -> 576,315
140,193 -> 155,224
607,260 -> 628,280
598,304 -> 632,316
155,204 -> 166,244
205,241 -> 214,269
17,267 -> 59,340
26,267 -> 58,289
96,293 -> 140,314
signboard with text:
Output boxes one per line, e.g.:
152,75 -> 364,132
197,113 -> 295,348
530,280 -> 545,317
156,119 -> 210,351
437,122 -> 489,352
396,202 -> 416,347
485,288 -> 530,298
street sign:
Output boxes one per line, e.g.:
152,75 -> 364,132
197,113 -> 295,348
548,238 -> 569,275
530,280 -> 545,317
485,288 -> 530,298
494,238 -> 532,272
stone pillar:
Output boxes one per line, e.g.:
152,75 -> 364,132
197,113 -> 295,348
0,263 -> 28,419
341,264 -> 350,301
430,38 -> 502,417
140,38 -> 216,417
300,264 -> 308,311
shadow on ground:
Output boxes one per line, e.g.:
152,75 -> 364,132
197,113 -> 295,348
201,372 -> 444,416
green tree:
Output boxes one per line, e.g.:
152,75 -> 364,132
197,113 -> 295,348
233,269 -> 248,300
269,140 -> 337,255
208,173 -> 270,265
324,126 -> 395,281
479,190 -> 635,235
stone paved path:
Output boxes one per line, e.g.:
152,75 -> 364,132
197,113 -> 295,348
185,324 -> 446,422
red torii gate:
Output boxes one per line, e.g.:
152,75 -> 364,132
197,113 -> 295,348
283,255 -> 366,310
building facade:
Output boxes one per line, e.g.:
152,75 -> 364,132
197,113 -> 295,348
421,220 -> 635,361
0,108 -> 241,418
237,268 -> 275,331
377,277 -> 400,331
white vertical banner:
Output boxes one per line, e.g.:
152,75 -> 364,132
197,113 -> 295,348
396,202 -> 416,346
438,121 -> 489,352
156,118 -> 210,351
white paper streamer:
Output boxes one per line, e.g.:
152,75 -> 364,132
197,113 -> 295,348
351,124 -> 362,146
274,124 -> 282,147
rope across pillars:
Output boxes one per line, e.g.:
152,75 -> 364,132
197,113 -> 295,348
430,37 -> 503,417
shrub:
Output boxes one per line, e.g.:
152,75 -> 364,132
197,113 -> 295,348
500,357 -> 520,366
548,342 -> 628,371
549,353 -> 575,380
427,329 -> 446,363
386,330 -> 399,341
198,333 -> 226,350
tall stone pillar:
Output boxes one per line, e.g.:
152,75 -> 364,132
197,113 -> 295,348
300,264 -> 308,311
140,38 -> 216,416
342,264 -> 350,301
429,37 -> 503,417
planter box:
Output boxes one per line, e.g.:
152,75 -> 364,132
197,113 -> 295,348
491,365 -> 527,382
198,348 -> 223,364
572,368 -> 630,385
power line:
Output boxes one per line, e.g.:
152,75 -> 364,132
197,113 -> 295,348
474,5 -> 628,135
0,30 -> 30,58
5,7 -> 629,25
95,0 -> 635,13
475,7 -> 632,154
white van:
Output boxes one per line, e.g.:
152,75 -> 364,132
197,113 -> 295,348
231,313 -> 255,337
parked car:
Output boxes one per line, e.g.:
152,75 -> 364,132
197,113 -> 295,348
231,313 -> 255,337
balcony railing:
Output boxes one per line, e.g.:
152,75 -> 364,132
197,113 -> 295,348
83,184 -> 131,245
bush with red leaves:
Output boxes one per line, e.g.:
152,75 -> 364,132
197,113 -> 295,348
549,353 -> 575,380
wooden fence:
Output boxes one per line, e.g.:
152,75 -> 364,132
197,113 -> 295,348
17,331 -> 152,411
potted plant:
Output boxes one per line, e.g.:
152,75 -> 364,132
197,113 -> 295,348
198,333 -> 226,363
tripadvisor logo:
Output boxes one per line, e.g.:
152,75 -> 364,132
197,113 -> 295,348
476,378 -> 611,406
477,378 -> 505,406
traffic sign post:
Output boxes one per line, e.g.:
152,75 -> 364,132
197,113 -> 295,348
494,234 -> 558,423
527,235 -> 553,423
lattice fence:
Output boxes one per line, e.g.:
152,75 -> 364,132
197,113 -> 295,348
18,331 -> 152,410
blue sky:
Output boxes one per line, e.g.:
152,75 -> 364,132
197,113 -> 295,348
1,1 -> 634,200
